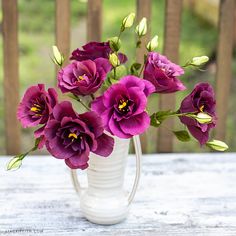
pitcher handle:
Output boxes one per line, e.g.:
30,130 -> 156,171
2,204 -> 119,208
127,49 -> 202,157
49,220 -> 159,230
70,135 -> 142,201
128,135 -> 142,205
70,169 -> 85,197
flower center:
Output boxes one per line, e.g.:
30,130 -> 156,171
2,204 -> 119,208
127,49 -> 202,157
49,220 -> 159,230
199,105 -> 204,112
30,104 -> 42,116
68,133 -> 78,140
118,99 -> 130,113
78,74 -> 86,81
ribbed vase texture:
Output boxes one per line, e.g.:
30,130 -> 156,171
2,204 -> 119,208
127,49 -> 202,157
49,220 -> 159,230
80,137 -> 130,225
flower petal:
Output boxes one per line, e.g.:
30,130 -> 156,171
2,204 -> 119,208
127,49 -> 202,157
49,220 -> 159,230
92,133 -> 114,157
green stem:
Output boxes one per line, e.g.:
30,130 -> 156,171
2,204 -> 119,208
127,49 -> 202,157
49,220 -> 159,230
90,94 -> 95,101
138,63 -> 145,77
113,67 -> 117,80
77,98 -> 90,111
68,94 -> 90,111
117,30 -> 122,42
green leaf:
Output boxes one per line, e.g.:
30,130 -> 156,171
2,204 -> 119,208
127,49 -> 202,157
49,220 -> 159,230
206,140 -> 229,151
150,110 -> 175,127
173,130 -> 191,142
7,156 -> 24,171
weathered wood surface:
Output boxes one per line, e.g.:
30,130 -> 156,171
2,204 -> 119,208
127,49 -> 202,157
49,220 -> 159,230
2,0 -> 21,155
55,0 -> 71,66
136,0 -> 152,154
215,0 -> 235,140
0,153 -> 236,235
87,0 -> 102,41
158,0 -> 182,152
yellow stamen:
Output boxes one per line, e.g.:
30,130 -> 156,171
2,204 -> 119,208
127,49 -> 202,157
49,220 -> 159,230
78,74 -> 86,81
78,76 -> 84,80
199,105 -> 204,112
68,133 -> 78,140
30,106 -> 41,112
118,100 -> 128,110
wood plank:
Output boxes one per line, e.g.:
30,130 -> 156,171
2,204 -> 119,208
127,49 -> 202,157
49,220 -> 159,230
55,0 -> 71,66
215,0 -> 235,140
2,0 -> 20,155
87,0 -> 102,41
136,0 -> 152,153
1,153 -> 236,235
157,0 -> 182,152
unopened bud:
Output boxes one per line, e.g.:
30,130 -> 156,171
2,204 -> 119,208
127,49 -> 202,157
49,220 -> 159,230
195,112 -> 212,124
146,35 -> 158,51
109,37 -> 121,52
52,45 -> 64,66
206,140 -> 229,151
109,53 -> 120,67
191,56 -> 209,66
122,13 -> 135,29
135,17 -> 147,37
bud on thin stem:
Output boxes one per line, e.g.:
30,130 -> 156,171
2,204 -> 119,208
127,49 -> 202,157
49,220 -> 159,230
206,140 -> 229,151
109,53 -> 120,67
52,45 -> 64,67
122,13 -> 135,29
135,17 -> 147,37
146,35 -> 159,52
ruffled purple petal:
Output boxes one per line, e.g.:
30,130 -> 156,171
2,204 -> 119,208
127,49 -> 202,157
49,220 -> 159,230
92,133 -> 114,157
119,112 -> 150,136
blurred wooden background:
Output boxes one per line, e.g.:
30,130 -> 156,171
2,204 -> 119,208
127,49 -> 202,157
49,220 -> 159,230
1,0 -> 235,154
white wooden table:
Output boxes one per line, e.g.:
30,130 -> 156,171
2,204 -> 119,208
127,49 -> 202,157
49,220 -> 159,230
0,153 -> 236,236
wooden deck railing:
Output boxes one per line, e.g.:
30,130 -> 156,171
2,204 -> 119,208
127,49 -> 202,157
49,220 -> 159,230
2,0 -> 235,155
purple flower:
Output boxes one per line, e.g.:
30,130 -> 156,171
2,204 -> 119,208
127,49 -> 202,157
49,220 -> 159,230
91,75 -> 155,138
144,52 -> 186,93
44,101 -> 114,169
17,84 -> 58,128
17,84 -> 58,147
70,41 -> 127,64
179,83 -> 216,145
57,58 -> 111,96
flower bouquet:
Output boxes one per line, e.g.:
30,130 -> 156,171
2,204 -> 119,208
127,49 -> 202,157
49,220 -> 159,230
7,13 -> 228,224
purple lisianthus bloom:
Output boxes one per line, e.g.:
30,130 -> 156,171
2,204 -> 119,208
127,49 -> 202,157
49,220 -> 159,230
57,58 -> 111,96
44,101 -> 114,169
179,83 -> 216,145
144,52 -> 186,93
91,75 -> 155,138
70,41 -> 127,64
17,84 -> 58,148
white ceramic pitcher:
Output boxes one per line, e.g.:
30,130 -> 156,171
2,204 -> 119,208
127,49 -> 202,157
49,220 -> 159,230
70,136 -> 142,225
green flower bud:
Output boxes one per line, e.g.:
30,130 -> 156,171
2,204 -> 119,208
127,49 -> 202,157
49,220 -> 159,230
191,56 -> 209,66
146,35 -> 159,51
195,112 -> 212,124
122,13 -> 135,28
109,53 -> 120,67
52,45 -> 64,66
109,37 -> 121,52
135,17 -> 147,37
206,140 -> 229,151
